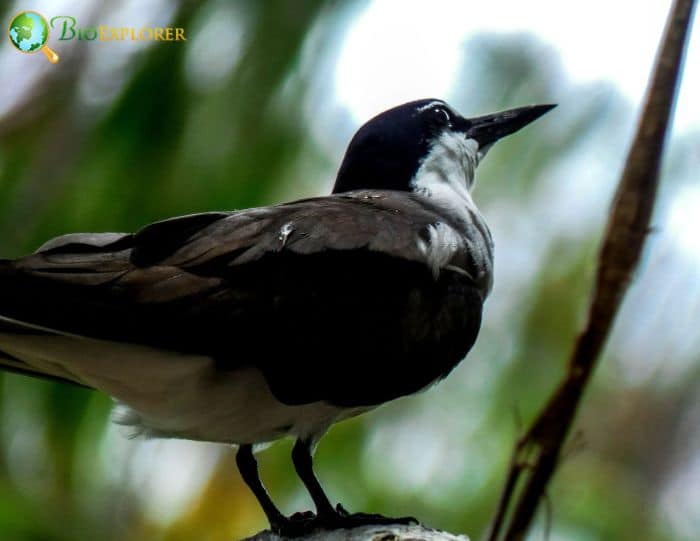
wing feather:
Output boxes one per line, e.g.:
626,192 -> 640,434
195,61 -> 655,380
0,191 -> 483,406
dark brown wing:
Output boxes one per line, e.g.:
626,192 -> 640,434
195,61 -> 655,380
0,191 -> 483,406
0,192 -> 438,340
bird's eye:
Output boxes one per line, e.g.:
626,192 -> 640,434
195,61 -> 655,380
431,106 -> 451,127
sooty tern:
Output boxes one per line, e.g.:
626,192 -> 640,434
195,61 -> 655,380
0,99 -> 554,535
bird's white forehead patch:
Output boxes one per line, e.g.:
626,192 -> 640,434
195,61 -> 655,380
415,100 -> 448,113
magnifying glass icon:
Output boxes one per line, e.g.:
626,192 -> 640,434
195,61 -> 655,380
8,11 -> 60,64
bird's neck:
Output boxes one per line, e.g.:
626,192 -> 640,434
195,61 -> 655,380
410,132 -> 493,294
409,132 -> 482,226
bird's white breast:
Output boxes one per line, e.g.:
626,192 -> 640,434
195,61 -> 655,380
410,131 -> 494,291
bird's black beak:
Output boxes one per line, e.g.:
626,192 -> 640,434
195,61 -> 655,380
463,104 -> 557,147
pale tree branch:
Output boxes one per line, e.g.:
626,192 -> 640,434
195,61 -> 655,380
487,1 -> 697,540
243,523 -> 469,541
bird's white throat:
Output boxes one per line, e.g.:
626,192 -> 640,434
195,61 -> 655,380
410,131 -> 484,223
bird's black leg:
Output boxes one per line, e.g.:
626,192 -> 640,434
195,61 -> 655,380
292,438 -> 419,530
236,444 -> 289,532
291,438 -> 337,518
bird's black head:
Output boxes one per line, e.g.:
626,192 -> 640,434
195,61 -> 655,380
333,99 -> 555,194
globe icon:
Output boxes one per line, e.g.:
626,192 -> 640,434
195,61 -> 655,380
8,11 -> 59,63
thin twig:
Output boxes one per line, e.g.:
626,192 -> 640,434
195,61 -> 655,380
486,1 -> 697,540
486,441 -> 525,540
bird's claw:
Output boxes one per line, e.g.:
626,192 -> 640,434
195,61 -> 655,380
270,510 -> 317,538
335,503 -> 350,516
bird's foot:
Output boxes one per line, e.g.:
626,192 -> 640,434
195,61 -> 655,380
270,506 -> 418,537
316,504 -> 419,530
270,511 -> 317,538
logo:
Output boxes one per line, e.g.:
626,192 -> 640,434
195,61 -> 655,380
50,16 -> 187,42
8,11 -> 59,63
8,12 -> 186,64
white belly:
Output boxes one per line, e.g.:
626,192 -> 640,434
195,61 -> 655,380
0,328 -> 368,444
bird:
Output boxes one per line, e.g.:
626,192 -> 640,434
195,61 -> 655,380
0,99 -> 554,536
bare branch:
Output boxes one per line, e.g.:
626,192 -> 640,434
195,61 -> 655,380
487,1 -> 697,540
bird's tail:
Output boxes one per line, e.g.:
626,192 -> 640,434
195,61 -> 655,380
0,259 -> 89,388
